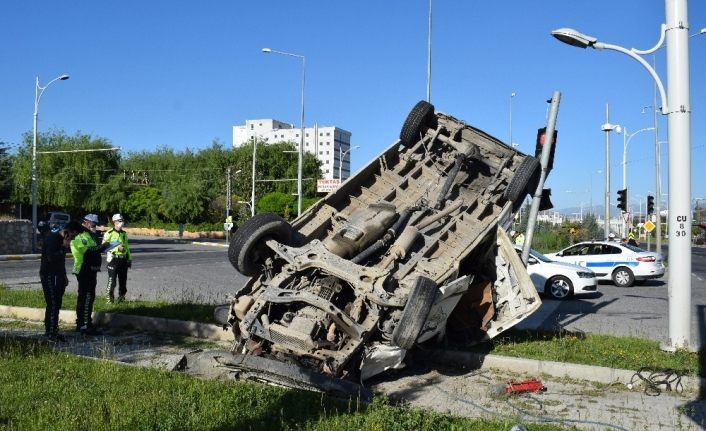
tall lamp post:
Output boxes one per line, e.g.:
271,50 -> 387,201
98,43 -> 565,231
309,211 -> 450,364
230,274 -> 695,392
262,48 -> 305,217
32,74 -> 69,253
552,0 -> 694,351
338,145 -> 360,180
622,126 -> 655,236
600,104 -> 621,240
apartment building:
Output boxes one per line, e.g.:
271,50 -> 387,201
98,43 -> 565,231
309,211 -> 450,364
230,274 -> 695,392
232,119 -> 353,180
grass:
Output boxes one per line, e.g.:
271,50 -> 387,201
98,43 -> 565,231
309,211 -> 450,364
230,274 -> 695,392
0,285 -> 215,323
2,285 -> 704,377
466,329 -> 704,377
0,335 -> 575,431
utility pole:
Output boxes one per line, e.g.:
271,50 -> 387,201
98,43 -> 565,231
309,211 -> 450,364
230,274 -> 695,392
226,166 -> 232,243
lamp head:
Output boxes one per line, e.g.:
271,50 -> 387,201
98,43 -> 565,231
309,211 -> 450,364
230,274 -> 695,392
59,74 -> 70,80
261,48 -> 272,53
551,28 -> 598,49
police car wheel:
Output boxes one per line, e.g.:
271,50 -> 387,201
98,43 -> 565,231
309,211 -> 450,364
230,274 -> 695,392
547,276 -> 573,300
612,267 -> 635,288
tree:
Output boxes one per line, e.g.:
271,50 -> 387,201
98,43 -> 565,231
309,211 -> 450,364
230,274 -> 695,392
0,142 -> 13,202
161,179 -> 206,224
257,192 -> 296,220
580,213 -> 602,241
10,130 -> 119,213
124,187 -> 163,224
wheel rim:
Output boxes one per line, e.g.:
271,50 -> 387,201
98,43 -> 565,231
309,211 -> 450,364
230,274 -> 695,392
615,270 -> 630,286
550,278 -> 570,299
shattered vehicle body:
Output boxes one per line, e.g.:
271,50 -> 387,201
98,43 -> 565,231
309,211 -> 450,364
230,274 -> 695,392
223,101 -> 544,388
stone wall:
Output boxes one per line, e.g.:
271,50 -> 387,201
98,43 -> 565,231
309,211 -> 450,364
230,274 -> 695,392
0,220 -> 33,255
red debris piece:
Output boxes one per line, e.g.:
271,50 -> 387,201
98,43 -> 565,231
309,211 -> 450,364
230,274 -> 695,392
505,378 -> 546,394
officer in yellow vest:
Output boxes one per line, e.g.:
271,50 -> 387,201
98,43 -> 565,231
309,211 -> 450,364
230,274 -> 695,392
627,230 -> 638,247
103,213 -> 132,303
71,214 -> 103,335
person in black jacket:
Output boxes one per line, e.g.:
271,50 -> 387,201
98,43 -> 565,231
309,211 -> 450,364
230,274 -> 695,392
40,220 -> 82,342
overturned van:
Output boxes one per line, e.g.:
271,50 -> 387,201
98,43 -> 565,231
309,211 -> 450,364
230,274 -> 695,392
221,101 -> 544,390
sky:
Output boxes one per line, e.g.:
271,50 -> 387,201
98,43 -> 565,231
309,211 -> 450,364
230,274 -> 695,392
1,0 -> 705,213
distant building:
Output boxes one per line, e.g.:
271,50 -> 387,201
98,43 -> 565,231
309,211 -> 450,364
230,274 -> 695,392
232,119 -> 353,180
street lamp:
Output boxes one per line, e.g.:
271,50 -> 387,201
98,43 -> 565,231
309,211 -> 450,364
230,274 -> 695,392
338,145 -> 360,180
32,74 -> 69,253
621,126 -> 655,236
262,47 -> 305,217
600,105 -> 621,240
553,0 -> 694,351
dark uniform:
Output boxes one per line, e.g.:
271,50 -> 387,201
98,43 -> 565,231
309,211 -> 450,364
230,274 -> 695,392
39,230 -> 69,340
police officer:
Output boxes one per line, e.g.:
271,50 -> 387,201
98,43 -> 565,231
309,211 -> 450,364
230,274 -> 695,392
71,214 -> 104,335
103,213 -> 131,303
40,220 -> 82,341
627,230 -> 638,247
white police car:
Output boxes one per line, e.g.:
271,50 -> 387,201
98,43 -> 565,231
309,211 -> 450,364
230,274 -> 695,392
545,241 -> 665,287
516,246 -> 597,299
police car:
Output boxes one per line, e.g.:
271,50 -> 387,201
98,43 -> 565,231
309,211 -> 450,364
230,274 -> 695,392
515,246 -> 597,299
545,241 -> 665,287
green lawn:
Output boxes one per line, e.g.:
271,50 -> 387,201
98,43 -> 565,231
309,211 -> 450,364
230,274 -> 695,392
0,336 -> 575,431
0,285 -> 215,323
2,284 -> 703,377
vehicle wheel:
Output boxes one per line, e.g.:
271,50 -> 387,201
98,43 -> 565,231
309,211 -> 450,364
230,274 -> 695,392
546,276 -> 573,300
228,213 -> 293,276
392,276 -> 438,349
399,101 -> 435,147
612,267 -> 635,287
504,156 -> 541,211
213,304 -> 231,325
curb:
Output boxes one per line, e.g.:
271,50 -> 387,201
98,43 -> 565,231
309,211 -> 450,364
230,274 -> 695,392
0,305 -> 232,342
191,241 -> 228,248
0,254 -> 41,261
420,348 -> 705,393
2,305 -> 703,392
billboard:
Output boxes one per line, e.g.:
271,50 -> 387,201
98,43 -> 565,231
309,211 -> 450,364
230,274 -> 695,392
317,178 -> 341,193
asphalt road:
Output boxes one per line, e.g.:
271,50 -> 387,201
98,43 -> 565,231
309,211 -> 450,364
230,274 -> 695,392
0,236 -> 248,305
3,236 -> 706,348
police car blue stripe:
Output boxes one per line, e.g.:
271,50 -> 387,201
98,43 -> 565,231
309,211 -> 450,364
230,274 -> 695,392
585,261 -> 638,268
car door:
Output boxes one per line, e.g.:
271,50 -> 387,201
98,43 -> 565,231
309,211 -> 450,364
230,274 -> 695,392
582,244 -> 616,278
555,243 -> 592,267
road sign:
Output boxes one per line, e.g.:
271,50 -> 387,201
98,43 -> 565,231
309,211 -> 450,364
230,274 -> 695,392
317,178 -> 341,193
622,212 -> 630,223
643,220 -> 655,232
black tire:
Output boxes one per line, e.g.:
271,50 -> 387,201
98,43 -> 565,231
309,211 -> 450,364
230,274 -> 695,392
213,304 -> 231,325
228,213 -> 293,276
546,276 -> 574,300
392,276 -> 438,349
399,101 -> 435,147
504,156 -> 541,210
612,267 -> 635,287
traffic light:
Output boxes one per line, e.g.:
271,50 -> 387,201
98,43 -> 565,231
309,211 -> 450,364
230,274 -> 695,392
647,195 -> 655,215
534,128 -> 558,172
617,188 -> 628,211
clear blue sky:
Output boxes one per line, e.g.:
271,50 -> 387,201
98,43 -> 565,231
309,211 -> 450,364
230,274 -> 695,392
2,1 -> 704,211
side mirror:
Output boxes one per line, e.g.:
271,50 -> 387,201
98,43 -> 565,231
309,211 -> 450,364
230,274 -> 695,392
528,257 -> 538,265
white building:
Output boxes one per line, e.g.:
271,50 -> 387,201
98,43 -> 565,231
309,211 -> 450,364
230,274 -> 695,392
232,119 -> 353,180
